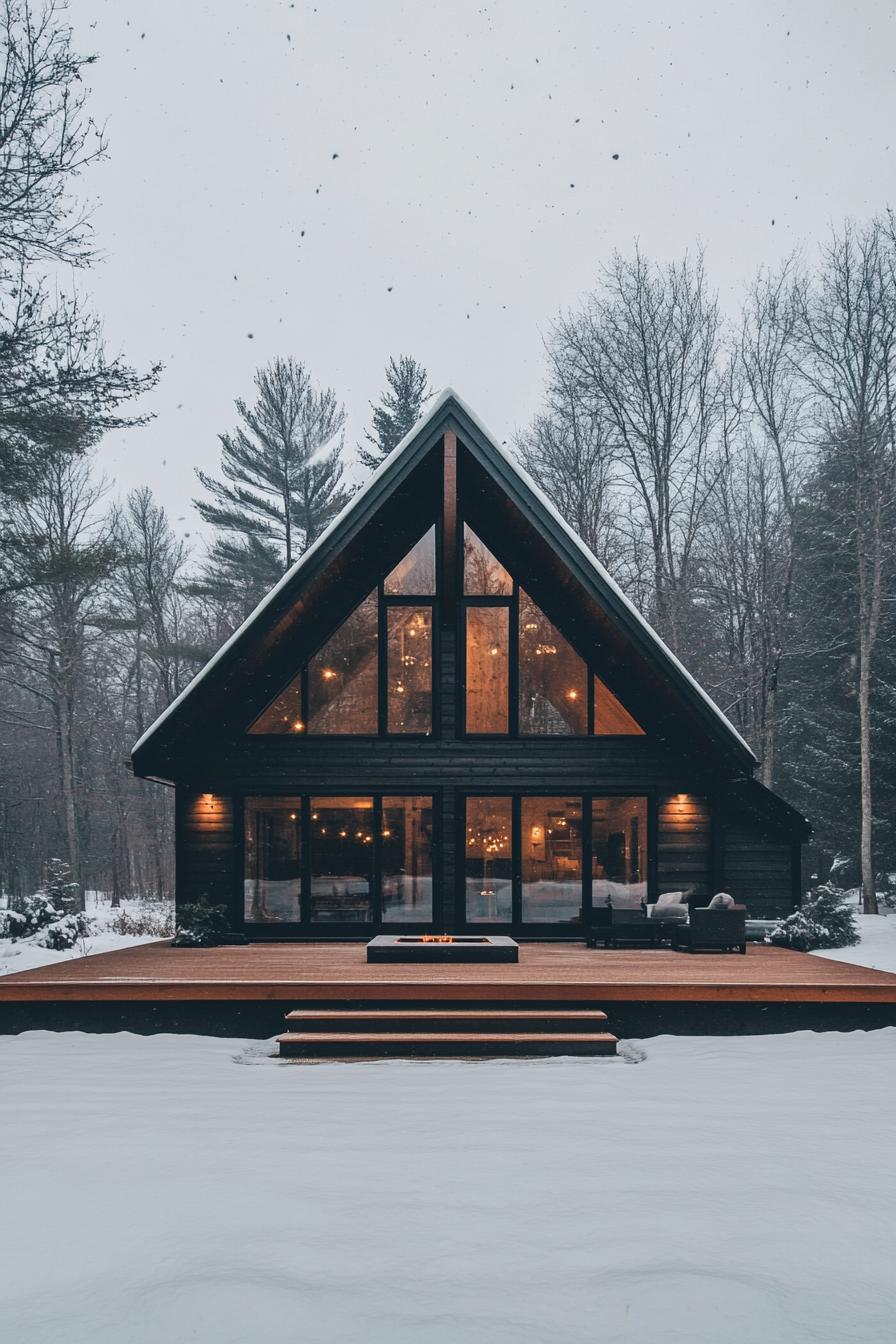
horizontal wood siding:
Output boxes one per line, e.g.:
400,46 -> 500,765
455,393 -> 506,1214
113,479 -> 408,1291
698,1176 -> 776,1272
658,795 -> 712,901
176,789 -> 237,922
166,737 -> 715,794
722,822 -> 795,918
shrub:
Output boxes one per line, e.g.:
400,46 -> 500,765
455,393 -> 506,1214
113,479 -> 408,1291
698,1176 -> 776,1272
172,900 -> 230,948
768,882 -> 860,952
109,906 -> 175,938
33,912 -> 93,951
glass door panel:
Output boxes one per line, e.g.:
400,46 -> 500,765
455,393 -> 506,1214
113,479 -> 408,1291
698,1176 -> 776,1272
243,796 -> 303,922
309,797 -> 375,922
381,796 -> 434,922
464,796 -> 513,921
521,796 -> 583,923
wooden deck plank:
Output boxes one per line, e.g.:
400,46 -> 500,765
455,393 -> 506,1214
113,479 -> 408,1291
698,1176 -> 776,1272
1,940 -> 895,1005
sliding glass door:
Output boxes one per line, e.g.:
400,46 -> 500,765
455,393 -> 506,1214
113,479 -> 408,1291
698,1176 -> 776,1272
243,794 -> 434,930
463,793 -> 648,929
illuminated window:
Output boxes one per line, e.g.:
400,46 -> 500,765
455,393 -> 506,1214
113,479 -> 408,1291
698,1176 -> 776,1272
465,796 -> 513,921
243,796 -> 302,921
521,796 -> 583,922
307,592 -> 379,733
593,675 -> 645,735
463,525 -> 512,595
591,796 -> 648,906
518,590 -> 587,735
465,606 -> 509,733
248,673 -> 304,735
309,797 -> 374,922
381,796 -> 434,922
387,607 -> 433,733
384,527 -> 436,595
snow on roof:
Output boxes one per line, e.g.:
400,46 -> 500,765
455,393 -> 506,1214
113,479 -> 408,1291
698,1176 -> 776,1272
132,387 -> 755,764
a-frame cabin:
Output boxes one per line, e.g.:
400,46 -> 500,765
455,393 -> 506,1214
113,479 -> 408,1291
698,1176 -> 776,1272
131,390 -> 809,939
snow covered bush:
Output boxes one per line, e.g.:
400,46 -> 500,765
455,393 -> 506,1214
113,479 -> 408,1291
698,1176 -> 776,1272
33,911 -> 93,951
172,900 -> 230,948
109,906 -> 174,938
768,882 -> 860,952
1,860 -> 84,943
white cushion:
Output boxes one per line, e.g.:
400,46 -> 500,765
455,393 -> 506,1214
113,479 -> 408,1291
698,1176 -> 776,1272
708,892 -> 735,910
649,901 -> 689,922
655,891 -> 685,910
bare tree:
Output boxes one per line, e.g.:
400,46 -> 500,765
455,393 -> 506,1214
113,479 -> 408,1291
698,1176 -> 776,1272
795,218 -> 896,912
550,248 -> 727,651
3,449 -> 116,904
515,355 -> 620,569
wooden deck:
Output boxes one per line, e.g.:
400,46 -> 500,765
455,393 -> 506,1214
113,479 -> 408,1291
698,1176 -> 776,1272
1,940 -> 895,1005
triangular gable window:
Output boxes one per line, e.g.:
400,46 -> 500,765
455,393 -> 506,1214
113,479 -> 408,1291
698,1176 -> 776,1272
384,525 -> 436,595
463,524 -> 512,594
594,675 -> 645,736
308,592 -> 379,733
248,591 -> 379,735
519,590 -> 587,735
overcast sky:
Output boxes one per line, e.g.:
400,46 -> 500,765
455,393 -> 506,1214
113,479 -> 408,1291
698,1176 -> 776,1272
70,0 -> 896,536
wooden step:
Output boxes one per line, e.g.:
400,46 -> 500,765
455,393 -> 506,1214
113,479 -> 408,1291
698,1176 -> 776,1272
284,1007 -> 608,1033
278,1031 -> 618,1058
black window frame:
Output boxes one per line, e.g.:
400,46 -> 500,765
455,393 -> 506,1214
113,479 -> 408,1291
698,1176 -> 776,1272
238,790 -> 440,935
458,790 -> 656,933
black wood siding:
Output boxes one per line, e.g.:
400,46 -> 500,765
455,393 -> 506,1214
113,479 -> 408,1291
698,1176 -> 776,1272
176,788 -> 237,921
722,821 -> 797,918
657,795 -> 712,901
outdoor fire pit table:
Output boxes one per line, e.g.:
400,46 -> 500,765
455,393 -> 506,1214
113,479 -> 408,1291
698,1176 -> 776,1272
366,935 -> 519,963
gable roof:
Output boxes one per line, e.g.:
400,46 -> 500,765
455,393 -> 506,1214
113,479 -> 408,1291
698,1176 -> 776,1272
132,388 -> 757,770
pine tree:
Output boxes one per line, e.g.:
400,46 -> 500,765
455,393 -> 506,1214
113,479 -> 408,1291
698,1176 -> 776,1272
194,358 -> 351,575
358,356 -> 431,471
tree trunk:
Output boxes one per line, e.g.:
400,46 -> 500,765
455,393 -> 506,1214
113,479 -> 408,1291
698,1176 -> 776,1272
857,630 -> 878,915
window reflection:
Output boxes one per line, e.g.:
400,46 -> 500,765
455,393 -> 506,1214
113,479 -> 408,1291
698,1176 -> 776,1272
244,796 -> 302,921
519,590 -> 587,735
381,796 -> 433,922
463,525 -> 512,594
593,675 -> 645,735
384,526 -> 437,595
307,592 -> 378,733
387,607 -> 432,733
465,606 -> 509,733
521,796 -> 583,922
465,796 -> 512,921
248,675 -> 304,735
309,797 -> 374,922
592,796 -> 648,908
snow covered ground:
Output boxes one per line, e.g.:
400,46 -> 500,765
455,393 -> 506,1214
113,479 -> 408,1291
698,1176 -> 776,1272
0,1029 -> 894,1343
0,892 -> 173,977
811,911 -> 896,974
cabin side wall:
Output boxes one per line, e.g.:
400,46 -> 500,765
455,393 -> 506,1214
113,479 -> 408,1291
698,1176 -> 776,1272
175,788 -> 237,920
656,795 -> 712,902
721,819 -> 800,919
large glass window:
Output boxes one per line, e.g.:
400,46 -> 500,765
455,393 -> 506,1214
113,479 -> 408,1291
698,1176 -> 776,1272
465,606 -> 509,733
463,525 -> 512,595
307,592 -> 378,734
591,796 -> 648,908
387,607 -> 433,733
384,526 -> 436,595
309,797 -> 374,922
465,796 -> 513,921
594,675 -> 645,736
519,590 -> 587,735
244,796 -> 302,922
248,675 -> 304,735
381,796 -> 434,922
521,796 -> 583,923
